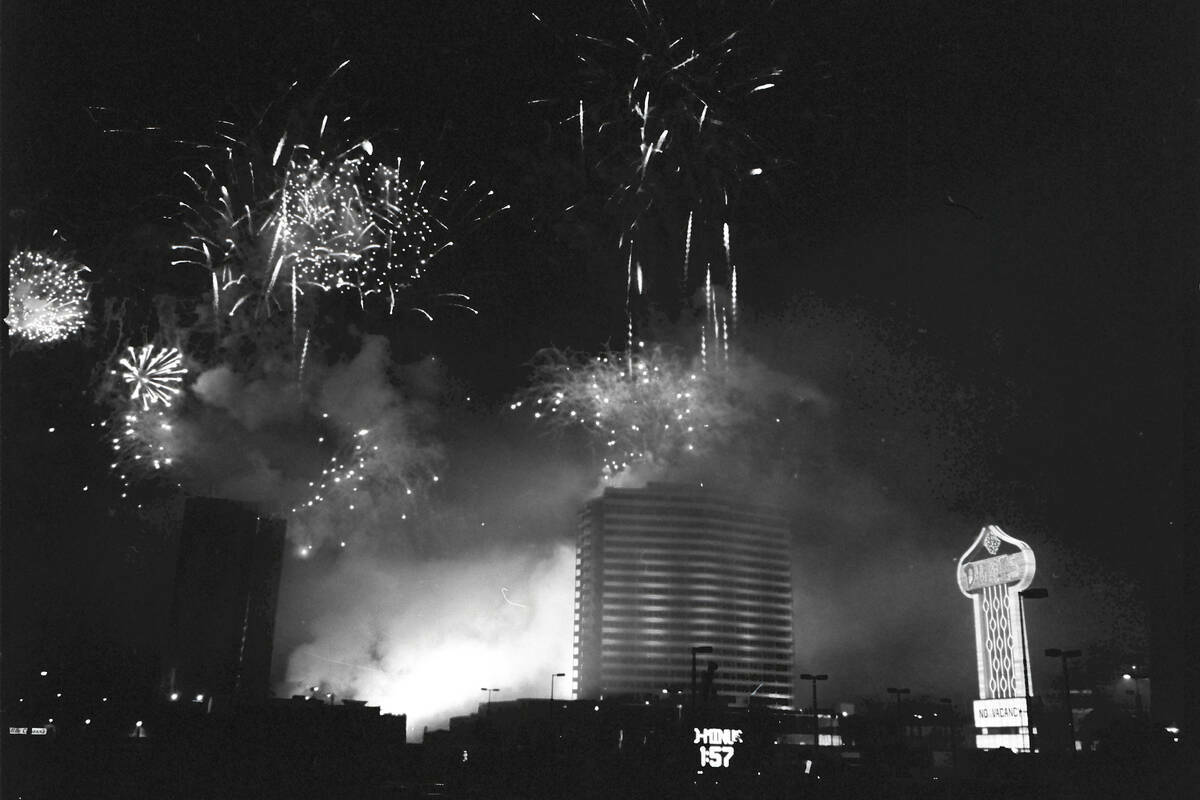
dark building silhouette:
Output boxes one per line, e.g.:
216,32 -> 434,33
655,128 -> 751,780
574,483 -> 795,709
164,497 -> 286,705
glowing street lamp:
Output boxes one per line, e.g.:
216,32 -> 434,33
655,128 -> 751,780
550,672 -> 566,701
1045,648 -> 1082,752
800,673 -> 828,749
480,687 -> 501,714
1121,667 -> 1150,719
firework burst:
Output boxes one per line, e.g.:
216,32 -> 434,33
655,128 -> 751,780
170,78 -> 502,331
106,405 -> 181,497
4,250 -> 91,345
534,3 -> 777,356
513,345 -> 746,480
116,344 -> 186,410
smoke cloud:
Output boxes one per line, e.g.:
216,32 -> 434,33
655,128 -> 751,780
282,543 -> 575,735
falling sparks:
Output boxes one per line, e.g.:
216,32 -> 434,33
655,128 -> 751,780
288,418 -> 436,525
116,345 -> 186,410
106,406 -> 180,496
4,251 -> 90,345
540,3 -> 775,353
514,346 -> 742,481
171,105 -> 503,331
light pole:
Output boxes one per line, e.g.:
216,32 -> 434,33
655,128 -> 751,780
550,672 -> 566,701
800,673 -> 828,750
691,646 -> 713,709
480,687 -> 500,715
1045,648 -> 1081,752
886,687 -> 911,737
1121,667 -> 1150,719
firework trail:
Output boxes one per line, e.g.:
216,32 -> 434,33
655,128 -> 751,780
532,3 -> 778,356
116,344 -> 186,410
4,250 -> 91,345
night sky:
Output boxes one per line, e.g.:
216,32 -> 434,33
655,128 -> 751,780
2,0 -> 1193,734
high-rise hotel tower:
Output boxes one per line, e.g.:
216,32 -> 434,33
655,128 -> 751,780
573,483 -> 795,709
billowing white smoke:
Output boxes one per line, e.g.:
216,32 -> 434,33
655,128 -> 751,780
282,543 -> 575,739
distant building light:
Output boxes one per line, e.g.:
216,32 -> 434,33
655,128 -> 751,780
84,719 -> 91,725
40,670 -> 48,677
170,692 -> 179,701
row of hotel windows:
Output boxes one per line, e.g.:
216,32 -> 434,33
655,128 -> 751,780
600,561 -> 789,583
601,574 -> 791,598
600,644 -> 795,658
601,530 -> 790,557
596,502 -> 789,527
595,609 -> 791,627
601,589 -> 792,609
597,616 -> 792,633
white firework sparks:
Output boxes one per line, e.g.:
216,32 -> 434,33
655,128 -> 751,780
4,250 -> 90,344
514,346 -> 741,480
116,345 -> 186,410
106,406 -> 181,498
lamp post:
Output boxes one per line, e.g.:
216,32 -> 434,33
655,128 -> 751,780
480,687 -> 500,715
691,646 -> 713,709
1121,667 -> 1150,719
1044,648 -> 1082,753
550,672 -> 566,701
800,673 -> 828,750
886,687 -> 911,738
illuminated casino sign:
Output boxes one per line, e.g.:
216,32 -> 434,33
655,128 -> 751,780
958,525 -> 1036,750
694,727 -> 743,768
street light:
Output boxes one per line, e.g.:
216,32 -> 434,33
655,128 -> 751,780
691,646 -> 713,708
480,687 -> 501,714
800,674 -> 828,750
550,672 -> 566,701
1045,648 -> 1082,752
1121,668 -> 1150,719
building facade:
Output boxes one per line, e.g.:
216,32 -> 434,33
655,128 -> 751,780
164,497 -> 286,705
573,483 -> 795,709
